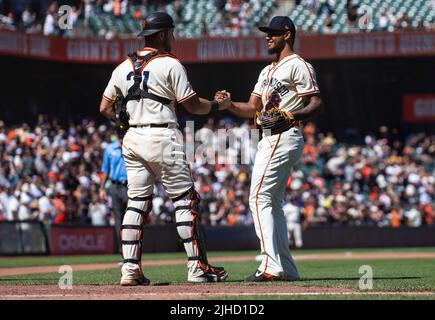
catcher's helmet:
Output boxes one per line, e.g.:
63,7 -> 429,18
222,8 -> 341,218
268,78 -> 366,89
137,12 -> 175,37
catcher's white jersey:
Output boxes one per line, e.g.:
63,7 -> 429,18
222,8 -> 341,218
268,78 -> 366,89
252,54 -> 320,112
103,47 -> 196,125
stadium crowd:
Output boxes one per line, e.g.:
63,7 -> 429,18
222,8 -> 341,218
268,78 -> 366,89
0,0 -> 433,37
0,116 -> 433,228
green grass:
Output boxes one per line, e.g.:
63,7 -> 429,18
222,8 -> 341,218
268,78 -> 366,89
1,248 -> 435,299
1,247 -> 435,269
1,257 -> 435,291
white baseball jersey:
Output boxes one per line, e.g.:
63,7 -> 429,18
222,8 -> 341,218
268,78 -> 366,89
102,47 -> 196,125
251,53 -> 320,112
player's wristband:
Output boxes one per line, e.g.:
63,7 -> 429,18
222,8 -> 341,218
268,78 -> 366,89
210,100 -> 219,113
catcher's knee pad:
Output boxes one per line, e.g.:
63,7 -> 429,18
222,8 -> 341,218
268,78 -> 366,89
172,188 -> 209,266
121,195 -> 152,266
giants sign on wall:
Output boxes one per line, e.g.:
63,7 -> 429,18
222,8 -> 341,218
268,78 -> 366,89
50,226 -> 115,255
402,94 -> 435,122
0,30 -> 434,63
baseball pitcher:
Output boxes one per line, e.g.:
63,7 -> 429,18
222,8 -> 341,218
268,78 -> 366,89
217,16 -> 323,281
99,12 -> 230,286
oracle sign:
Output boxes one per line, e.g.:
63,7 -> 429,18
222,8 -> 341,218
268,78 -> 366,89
50,226 -> 114,255
402,94 -> 435,122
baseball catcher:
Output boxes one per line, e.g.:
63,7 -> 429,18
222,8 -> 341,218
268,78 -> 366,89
99,12 -> 230,286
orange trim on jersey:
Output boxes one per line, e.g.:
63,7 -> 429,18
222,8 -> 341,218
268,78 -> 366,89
139,53 -> 178,74
102,94 -> 116,102
255,133 -> 282,275
142,47 -> 158,52
297,57 -> 318,91
251,92 -> 261,98
177,91 -> 196,104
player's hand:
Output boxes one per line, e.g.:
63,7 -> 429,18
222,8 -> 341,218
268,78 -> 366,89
214,90 -> 227,101
99,189 -> 108,202
215,90 -> 231,110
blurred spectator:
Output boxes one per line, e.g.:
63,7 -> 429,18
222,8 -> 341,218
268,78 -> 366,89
89,195 -> 109,226
173,0 -> 183,24
0,116 -> 432,229
346,0 -> 359,32
322,14 -> 334,34
405,204 -> 423,227
1,0 -> 433,38
317,0 -> 335,17
200,16 -> 208,37
43,1 -> 58,36
283,201 -> 303,248
303,0 -> 318,16
395,13 -> 413,31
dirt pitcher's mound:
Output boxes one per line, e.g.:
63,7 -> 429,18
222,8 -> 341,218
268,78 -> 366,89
0,284 -> 356,300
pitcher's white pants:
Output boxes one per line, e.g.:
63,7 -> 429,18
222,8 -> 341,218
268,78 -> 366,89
249,127 -> 304,280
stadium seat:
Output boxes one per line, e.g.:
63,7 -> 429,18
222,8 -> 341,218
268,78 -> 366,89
287,0 -> 432,34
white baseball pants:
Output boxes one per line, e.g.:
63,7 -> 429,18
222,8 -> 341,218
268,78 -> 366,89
120,126 -> 194,278
249,126 -> 304,280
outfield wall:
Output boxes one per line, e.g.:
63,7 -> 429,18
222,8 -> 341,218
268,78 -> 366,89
1,222 -> 434,255
140,225 -> 435,253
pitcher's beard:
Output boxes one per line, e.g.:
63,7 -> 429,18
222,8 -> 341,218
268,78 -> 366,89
268,44 -> 284,55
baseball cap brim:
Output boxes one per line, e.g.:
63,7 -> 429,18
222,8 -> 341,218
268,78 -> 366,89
258,26 -> 287,33
137,28 -> 166,37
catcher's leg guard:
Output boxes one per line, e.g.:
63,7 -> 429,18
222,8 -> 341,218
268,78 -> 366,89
172,188 -> 228,283
120,195 -> 152,284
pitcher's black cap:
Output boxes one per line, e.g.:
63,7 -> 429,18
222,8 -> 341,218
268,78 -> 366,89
258,16 -> 296,35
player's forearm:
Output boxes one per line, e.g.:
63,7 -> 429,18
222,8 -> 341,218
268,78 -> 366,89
193,97 -> 213,115
99,99 -> 115,119
228,102 -> 258,118
290,96 -> 323,122
100,173 -> 108,189
183,96 -> 214,115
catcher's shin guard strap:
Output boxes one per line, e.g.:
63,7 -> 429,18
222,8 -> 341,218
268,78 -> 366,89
181,237 -> 194,243
126,207 -> 146,216
176,221 -> 193,227
129,195 -> 153,201
175,205 -> 191,211
188,256 -> 201,261
121,225 -> 142,230
171,189 -> 191,202
121,240 -> 141,245
123,259 -> 140,265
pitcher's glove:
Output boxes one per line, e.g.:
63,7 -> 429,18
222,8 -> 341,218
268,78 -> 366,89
256,108 -> 297,135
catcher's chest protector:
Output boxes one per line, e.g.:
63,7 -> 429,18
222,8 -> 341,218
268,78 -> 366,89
124,51 -> 173,106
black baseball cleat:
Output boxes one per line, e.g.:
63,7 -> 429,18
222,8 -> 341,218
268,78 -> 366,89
245,270 -> 281,282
